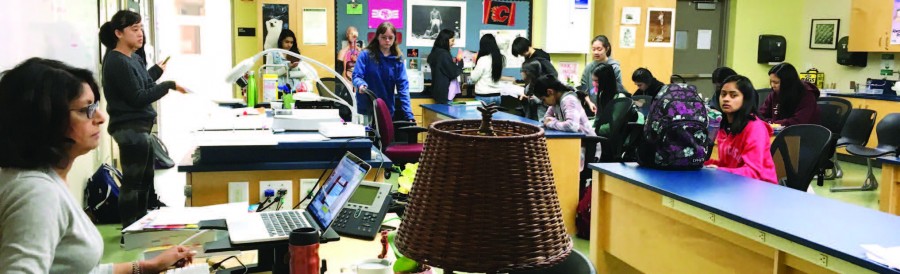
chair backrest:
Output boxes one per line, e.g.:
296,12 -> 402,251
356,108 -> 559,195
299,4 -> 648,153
756,88 -> 773,104
373,97 -> 394,149
508,249 -> 597,274
631,95 -> 653,116
770,124 -> 832,191
595,97 -> 635,161
816,97 -> 852,136
875,113 -> 900,152
839,108 -> 877,146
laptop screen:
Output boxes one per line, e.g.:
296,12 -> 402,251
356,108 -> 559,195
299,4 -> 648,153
308,152 -> 371,229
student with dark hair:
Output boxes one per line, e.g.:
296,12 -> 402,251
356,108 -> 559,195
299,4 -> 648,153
353,22 -> 414,122
593,64 -> 641,136
532,74 -> 599,169
579,35 -> 626,115
269,29 -> 313,91
631,67 -> 664,98
471,34 -> 506,105
426,29 -> 463,104
759,62 -> 820,126
99,10 -> 187,227
709,67 -> 738,109
519,60 -> 551,120
705,75 -> 777,184
511,37 -> 557,77
0,57 -> 194,274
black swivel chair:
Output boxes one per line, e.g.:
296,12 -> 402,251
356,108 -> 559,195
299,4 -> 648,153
508,249 -> 597,274
770,124 -> 832,191
814,97 -> 852,185
756,88 -> 773,104
830,109 -> 877,191
844,113 -> 900,191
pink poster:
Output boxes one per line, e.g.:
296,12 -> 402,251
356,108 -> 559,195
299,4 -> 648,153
892,0 -> 900,44
369,0 -> 404,29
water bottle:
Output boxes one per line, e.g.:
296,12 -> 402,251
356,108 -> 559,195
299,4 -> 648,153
289,227 -> 320,274
247,71 -> 258,108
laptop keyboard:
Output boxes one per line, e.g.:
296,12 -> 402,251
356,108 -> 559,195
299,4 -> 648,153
261,211 -> 311,237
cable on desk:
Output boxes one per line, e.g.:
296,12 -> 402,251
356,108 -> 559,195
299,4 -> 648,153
209,255 -> 247,274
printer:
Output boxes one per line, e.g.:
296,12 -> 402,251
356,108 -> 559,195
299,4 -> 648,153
272,109 -> 342,131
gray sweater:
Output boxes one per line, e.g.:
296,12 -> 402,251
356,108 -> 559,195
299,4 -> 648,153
579,58 -> 626,107
102,50 -> 175,133
0,168 -> 111,274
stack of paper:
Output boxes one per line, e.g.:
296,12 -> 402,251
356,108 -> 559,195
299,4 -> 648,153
862,244 -> 900,270
122,203 -> 249,250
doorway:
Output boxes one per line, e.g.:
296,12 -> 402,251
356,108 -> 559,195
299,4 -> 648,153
672,0 -> 729,100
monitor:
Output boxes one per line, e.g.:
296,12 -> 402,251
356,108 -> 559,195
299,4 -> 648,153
308,152 -> 371,229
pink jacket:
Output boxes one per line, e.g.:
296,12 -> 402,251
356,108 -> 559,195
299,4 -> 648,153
705,117 -> 778,184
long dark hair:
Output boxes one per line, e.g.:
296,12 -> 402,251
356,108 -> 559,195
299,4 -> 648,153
0,58 -> 101,169
432,29 -> 455,51
718,75 -> 759,135
768,63 -> 804,119
365,22 -> 402,63
531,74 -> 574,98
593,64 -> 618,109
99,10 -> 142,51
278,29 -> 300,55
477,34 -> 505,82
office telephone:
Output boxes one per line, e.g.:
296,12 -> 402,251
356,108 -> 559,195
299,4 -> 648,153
332,181 -> 392,239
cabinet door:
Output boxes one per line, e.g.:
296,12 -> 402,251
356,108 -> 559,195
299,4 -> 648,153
849,0 -> 894,52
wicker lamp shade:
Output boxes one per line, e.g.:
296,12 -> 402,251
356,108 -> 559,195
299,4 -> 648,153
395,117 -> 572,273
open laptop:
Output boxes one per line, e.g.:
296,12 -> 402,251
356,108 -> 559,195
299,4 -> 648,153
226,152 -> 372,244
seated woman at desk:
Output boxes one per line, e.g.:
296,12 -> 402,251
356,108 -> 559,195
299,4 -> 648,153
759,63 -> 820,126
533,75 -> 599,169
708,67 -> 738,109
269,29 -> 314,93
705,75 -> 778,184
631,67 -> 665,98
593,64 -> 641,136
0,58 -> 194,273
519,59 -> 556,121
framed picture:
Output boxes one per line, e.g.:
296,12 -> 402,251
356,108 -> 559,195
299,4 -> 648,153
809,19 -> 840,49
621,7 -> 640,25
645,8 -> 675,47
406,0 -> 466,47
261,3 -> 291,50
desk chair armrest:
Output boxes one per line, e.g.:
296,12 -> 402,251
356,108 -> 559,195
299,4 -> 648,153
397,126 -> 428,144
581,135 -> 608,147
393,121 -> 417,128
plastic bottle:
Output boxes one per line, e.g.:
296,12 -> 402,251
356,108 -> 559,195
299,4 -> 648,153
247,71 -> 258,108
289,227 -> 320,274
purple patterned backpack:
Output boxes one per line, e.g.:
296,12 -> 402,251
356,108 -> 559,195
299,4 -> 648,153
636,83 -> 710,170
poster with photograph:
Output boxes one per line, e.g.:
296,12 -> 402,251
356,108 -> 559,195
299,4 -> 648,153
369,0 -> 404,29
262,4 -> 290,50
406,0 -> 466,47
893,0 -> 900,44
620,26 -> 636,48
645,8 -> 675,47
479,29 -> 527,68
621,7 -> 640,25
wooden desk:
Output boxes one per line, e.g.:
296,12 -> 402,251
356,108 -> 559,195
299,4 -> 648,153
179,147 -> 392,207
589,163 -> 900,274
420,104 -> 584,234
879,157 -> 900,215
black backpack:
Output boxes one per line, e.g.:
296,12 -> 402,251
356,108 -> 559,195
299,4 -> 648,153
83,164 -> 122,224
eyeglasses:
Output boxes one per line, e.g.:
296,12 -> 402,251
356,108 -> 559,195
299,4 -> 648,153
71,101 -> 100,119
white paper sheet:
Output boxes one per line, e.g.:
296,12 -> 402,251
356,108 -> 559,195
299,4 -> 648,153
302,8 -> 328,45
697,29 -> 712,50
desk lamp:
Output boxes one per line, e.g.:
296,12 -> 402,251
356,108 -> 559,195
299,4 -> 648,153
226,48 -> 359,123
395,104 -> 572,273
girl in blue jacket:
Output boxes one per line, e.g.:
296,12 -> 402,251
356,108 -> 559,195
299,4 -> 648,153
353,22 -> 415,122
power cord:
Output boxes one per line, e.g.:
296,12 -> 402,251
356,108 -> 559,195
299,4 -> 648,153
209,255 -> 247,274
293,137 -> 369,209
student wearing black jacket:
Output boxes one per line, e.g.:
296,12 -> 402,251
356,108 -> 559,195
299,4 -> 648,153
99,10 -> 186,227
426,29 -> 463,104
631,68 -> 665,98
512,37 -> 557,77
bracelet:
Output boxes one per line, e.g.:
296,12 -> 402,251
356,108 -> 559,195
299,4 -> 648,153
132,261 -> 142,274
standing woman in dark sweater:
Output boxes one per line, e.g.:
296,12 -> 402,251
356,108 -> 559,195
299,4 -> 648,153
427,29 -> 463,104
99,10 -> 186,227
758,63 -> 820,126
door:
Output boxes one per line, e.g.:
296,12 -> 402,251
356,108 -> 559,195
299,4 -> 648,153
849,0 -> 898,52
672,0 -> 729,100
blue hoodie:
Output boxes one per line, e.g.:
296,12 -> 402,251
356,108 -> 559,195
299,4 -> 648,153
352,49 -> 414,120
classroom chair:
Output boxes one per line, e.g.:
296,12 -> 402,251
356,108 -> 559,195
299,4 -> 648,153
814,97 -> 852,185
770,124 -> 832,191
581,98 -> 636,197
508,249 -> 597,274
843,113 -> 900,191
756,88 -> 773,104
830,109 -> 877,191
362,90 -> 426,170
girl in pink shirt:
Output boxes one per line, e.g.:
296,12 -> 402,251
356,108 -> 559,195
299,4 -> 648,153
705,75 -> 778,184
532,75 -> 600,170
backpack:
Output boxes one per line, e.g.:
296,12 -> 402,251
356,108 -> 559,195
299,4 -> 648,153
150,133 -> 175,169
636,83 -> 711,170
83,163 -> 122,224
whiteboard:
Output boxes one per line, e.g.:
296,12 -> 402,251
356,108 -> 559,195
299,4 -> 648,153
0,0 -> 99,75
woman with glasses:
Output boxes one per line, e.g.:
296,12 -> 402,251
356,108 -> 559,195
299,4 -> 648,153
99,10 -> 187,227
0,57 -> 194,274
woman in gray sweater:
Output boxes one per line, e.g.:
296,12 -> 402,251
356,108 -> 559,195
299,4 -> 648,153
0,58 -> 192,274
99,10 -> 186,227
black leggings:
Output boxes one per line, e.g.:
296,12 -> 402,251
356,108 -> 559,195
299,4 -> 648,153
112,126 -> 157,227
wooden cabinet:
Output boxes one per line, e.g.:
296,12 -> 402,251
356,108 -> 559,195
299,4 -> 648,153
849,0 -> 900,52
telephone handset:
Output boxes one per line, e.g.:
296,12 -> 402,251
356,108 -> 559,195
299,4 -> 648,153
332,181 -> 392,239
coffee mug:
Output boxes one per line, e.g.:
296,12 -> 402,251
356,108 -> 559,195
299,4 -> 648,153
356,259 -> 391,274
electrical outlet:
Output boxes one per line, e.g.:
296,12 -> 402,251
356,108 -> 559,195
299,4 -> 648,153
299,178 -> 319,208
228,182 -> 249,203
259,180 -> 293,211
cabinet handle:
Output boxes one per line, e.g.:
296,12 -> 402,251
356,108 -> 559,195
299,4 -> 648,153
887,33 -> 891,50
880,36 -> 884,48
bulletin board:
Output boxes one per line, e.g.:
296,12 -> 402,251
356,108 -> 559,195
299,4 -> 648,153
335,0 -> 533,78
